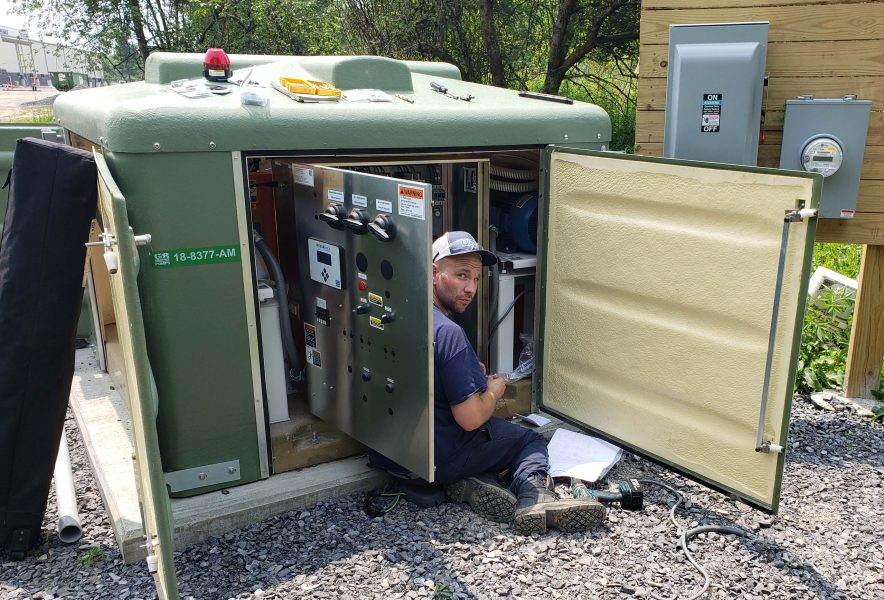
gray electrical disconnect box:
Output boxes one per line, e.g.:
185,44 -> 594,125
664,22 -> 768,166
778,96 -> 872,219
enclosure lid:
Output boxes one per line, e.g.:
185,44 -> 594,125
53,54 -> 610,154
538,148 -> 820,512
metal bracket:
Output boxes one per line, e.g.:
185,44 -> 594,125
85,231 -> 117,249
164,459 -> 241,493
85,231 -> 151,274
755,204 -> 817,453
86,232 -> 120,273
784,205 -> 817,223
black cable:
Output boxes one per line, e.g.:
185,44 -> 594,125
254,233 -> 303,381
489,291 -> 526,337
637,479 -> 751,600
363,490 -> 405,517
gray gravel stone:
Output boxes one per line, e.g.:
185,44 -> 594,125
2,398 -> 883,599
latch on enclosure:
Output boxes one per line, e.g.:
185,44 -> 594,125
85,231 -> 151,274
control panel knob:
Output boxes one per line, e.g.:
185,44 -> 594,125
368,214 -> 397,242
385,382 -> 395,393
319,203 -> 347,229
353,304 -> 371,315
362,371 -> 371,382
343,208 -> 370,234
380,312 -> 395,324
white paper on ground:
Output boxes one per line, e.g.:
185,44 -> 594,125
547,428 -> 623,482
515,413 -> 551,427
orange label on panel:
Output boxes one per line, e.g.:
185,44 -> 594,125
398,186 -> 424,200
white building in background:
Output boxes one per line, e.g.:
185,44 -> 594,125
0,25 -> 104,87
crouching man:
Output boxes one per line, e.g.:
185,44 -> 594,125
371,231 -> 603,534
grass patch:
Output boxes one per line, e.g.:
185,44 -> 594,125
76,546 -> 109,566
8,109 -> 54,123
433,583 -> 454,598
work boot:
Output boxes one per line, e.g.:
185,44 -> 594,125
445,473 -> 517,523
514,474 -> 605,535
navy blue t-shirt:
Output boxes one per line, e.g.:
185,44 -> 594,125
433,305 -> 488,462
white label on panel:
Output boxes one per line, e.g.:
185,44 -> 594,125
352,194 -> 368,208
293,167 -> 314,187
304,323 -> 317,348
398,184 -> 425,220
327,189 -> 345,203
701,93 -> 722,133
376,198 -> 393,213
316,297 -> 327,309
306,347 -> 322,368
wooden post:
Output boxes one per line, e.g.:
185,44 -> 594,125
845,245 -> 884,399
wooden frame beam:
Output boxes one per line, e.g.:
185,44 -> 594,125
845,245 -> 884,399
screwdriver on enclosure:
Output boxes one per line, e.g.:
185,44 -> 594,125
430,81 -> 474,102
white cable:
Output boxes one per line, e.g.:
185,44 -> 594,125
490,164 -> 537,181
489,178 -> 537,193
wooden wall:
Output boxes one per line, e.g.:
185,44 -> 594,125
635,0 -> 884,245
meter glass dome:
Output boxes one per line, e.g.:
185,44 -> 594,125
801,136 -> 843,177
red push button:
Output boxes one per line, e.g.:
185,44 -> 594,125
358,280 -> 367,291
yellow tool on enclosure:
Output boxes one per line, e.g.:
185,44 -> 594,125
278,77 -> 341,97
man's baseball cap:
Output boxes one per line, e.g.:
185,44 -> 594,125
432,231 -> 497,266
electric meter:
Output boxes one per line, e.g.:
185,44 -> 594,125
779,96 -> 871,218
800,136 -> 843,178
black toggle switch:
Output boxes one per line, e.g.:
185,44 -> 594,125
319,203 -> 347,229
343,208 -> 370,234
380,312 -> 395,324
368,214 -> 397,242
362,371 -> 371,382
353,304 -> 371,315
385,382 -> 395,393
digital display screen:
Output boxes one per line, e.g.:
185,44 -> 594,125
812,156 -> 834,162
317,250 -> 333,266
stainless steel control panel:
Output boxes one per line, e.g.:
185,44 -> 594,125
292,164 -> 435,480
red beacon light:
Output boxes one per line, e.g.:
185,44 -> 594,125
203,48 -> 231,82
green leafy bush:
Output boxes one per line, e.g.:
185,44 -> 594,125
795,243 -> 884,395
796,284 -> 853,393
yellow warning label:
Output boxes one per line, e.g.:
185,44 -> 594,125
368,292 -> 383,307
369,316 -> 384,330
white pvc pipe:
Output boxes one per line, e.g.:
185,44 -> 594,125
53,427 -> 82,544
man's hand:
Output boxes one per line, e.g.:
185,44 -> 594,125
479,362 -> 487,375
486,374 -> 506,400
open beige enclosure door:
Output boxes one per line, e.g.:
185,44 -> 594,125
95,151 -> 179,599
538,148 -> 821,512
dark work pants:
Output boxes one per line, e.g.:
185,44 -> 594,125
434,417 -> 549,494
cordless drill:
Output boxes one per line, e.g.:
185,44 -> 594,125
572,478 -> 644,510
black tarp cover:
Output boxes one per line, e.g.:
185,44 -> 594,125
0,138 -> 96,556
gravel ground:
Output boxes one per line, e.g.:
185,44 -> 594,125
2,394 -> 882,600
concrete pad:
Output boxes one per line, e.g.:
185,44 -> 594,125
69,349 -> 386,564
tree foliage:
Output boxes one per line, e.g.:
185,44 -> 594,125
14,0 -> 638,94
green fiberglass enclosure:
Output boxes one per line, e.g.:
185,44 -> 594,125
51,55 -> 822,595
52,51 -> 612,500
